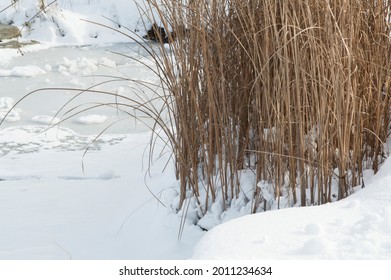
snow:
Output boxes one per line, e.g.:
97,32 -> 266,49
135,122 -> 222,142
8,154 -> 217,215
0,65 -> 47,77
0,43 -> 159,135
1,0 -> 391,261
0,126 -> 204,259
76,114 -> 108,124
192,157 -> 391,259
31,115 -> 61,125
0,97 -> 21,122
0,0 -> 205,260
0,0 -> 155,46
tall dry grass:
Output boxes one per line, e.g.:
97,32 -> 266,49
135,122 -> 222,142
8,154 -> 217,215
142,0 -> 391,213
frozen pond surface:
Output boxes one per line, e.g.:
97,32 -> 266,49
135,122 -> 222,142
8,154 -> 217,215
0,0 -> 204,261
0,42 -> 205,260
1,43 -> 163,135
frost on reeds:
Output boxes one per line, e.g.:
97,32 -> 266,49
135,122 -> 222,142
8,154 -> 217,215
142,0 -> 391,214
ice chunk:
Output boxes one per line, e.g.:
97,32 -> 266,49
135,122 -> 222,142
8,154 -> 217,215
76,114 -> 108,124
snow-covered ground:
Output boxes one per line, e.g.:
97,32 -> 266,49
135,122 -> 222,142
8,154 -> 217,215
1,0 -> 206,260
0,0 -> 151,46
1,0 -> 391,260
0,126 -> 204,259
193,157 -> 391,259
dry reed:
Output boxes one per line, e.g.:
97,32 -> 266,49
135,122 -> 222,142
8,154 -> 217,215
142,0 -> 391,213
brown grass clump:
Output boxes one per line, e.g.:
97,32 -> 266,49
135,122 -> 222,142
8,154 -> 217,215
141,0 -> 391,213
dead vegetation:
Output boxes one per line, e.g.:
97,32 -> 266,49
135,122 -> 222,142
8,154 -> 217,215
141,0 -> 391,215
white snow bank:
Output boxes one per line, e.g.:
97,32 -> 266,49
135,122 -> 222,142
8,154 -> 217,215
0,0 -> 159,46
192,157 -> 391,259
